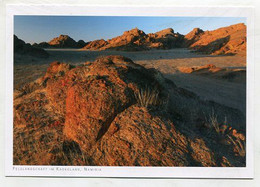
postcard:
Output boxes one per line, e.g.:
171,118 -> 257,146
5,5 -> 254,178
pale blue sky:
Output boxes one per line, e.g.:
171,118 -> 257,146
14,16 -> 246,44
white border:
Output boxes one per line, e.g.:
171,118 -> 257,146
5,5 -> 254,178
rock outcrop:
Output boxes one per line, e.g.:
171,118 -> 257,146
184,23 -> 246,55
14,35 -> 49,58
81,39 -> 108,50
178,64 -> 246,83
148,28 -> 184,48
183,28 -> 204,47
45,56 -> 166,153
90,105 -> 192,166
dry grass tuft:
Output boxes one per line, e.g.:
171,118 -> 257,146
206,109 -> 246,158
227,135 -> 246,157
134,86 -> 160,108
207,110 -> 221,134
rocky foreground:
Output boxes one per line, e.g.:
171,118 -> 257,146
14,55 -> 246,166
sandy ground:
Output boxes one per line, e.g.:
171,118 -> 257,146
14,48 -> 246,114
166,73 -> 246,113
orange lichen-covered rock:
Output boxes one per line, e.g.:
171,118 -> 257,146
63,77 -> 134,151
90,105 -> 191,166
44,55 -> 164,151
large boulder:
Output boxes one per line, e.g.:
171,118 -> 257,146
90,105 -> 216,166
13,55 -> 169,166
44,56 -> 166,152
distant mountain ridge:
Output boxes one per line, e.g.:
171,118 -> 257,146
33,35 -> 87,49
28,23 -> 247,55
82,27 -> 184,51
81,23 -> 246,55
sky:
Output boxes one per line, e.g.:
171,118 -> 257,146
14,16 -> 246,44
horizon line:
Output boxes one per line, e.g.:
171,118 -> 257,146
14,18 -> 246,45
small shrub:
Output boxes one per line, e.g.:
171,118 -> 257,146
227,135 -> 246,157
207,110 -> 220,134
205,110 -> 231,138
205,110 -> 246,157
134,86 -> 160,108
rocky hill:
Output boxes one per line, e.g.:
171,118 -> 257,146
14,35 -> 49,58
48,35 -> 79,48
33,35 -> 87,48
82,39 -> 108,50
184,23 -> 246,55
32,42 -> 50,48
82,28 -> 184,51
77,39 -> 87,48
13,55 -> 246,166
